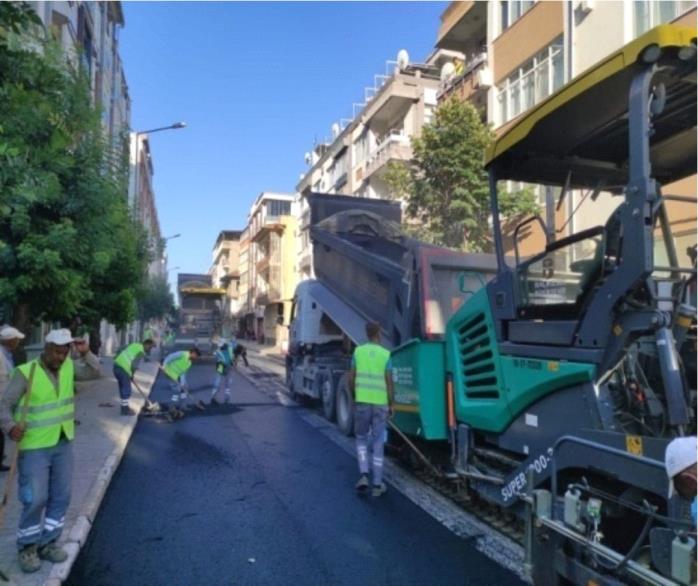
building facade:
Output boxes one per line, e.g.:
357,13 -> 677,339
237,193 -> 297,348
294,51 -> 451,280
435,0 -> 697,258
209,230 -> 242,339
29,2 -> 142,354
33,1 -> 130,170
129,133 -> 165,279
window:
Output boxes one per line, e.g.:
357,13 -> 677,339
353,131 -> 369,164
635,1 -> 696,35
267,200 -> 291,218
496,37 -> 564,125
500,0 -> 535,33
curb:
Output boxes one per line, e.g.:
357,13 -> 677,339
43,367 -> 157,585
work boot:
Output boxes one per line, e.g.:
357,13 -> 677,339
355,474 -> 369,493
224,393 -> 231,403
38,541 -> 68,563
120,405 -> 136,416
372,483 -> 387,498
210,396 -> 220,406
18,545 -> 41,573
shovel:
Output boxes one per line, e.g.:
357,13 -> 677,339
131,379 -> 160,412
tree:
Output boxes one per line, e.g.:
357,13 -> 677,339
0,5 -> 149,341
385,98 -> 538,252
138,276 -> 175,323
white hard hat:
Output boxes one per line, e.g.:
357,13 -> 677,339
0,326 -> 25,341
45,329 -> 74,346
665,436 -> 697,497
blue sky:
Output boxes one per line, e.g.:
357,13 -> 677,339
120,1 -> 446,289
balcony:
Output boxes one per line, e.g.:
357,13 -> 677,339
436,1 -> 487,51
256,287 -> 281,306
250,216 -> 285,242
437,52 -> 491,105
364,131 -> 412,179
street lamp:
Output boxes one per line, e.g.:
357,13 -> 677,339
132,122 -> 186,205
167,266 -> 181,273
163,233 -> 181,241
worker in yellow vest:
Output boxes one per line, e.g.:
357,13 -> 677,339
113,339 -> 155,415
0,329 -> 99,573
349,322 -> 394,497
162,348 -> 201,408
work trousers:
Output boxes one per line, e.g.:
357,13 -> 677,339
210,368 -> 233,401
169,377 -> 193,407
354,403 -> 389,486
17,438 -> 73,549
113,364 -> 132,406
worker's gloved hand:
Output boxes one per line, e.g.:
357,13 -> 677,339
9,424 -> 25,442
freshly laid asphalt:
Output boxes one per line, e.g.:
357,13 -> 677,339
67,362 -> 522,586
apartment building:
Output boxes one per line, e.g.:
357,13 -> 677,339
297,53 -> 443,200
32,2 -> 131,164
237,227 -> 253,337
295,51 -> 450,279
238,193 -> 297,347
128,133 -> 165,279
435,0 -> 696,257
209,230 -> 242,338
28,2 -> 139,352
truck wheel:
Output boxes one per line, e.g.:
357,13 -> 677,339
320,375 -> 336,422
336,374 -> 353,436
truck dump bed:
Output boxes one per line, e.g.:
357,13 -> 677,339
311,211 -> 497,349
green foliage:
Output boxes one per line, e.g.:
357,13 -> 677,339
0,5 -> 148,330
138,275 -> 175,322
384,98 -> 538,252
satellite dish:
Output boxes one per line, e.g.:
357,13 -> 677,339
331,123 -> 340,138
397,49 -> 409,70
440,62 -> 456,82
304,152 -> 312,165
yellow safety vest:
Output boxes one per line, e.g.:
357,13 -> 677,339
15,359 -> 75,451
163,352 -> 191,381
354,343 -> 391,405
114,343 -> 144,376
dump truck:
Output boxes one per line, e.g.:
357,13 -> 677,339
288,25 -> 697,585
286,195 -> 497,430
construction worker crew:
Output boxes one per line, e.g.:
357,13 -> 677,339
665,436 -> 697,526
162,348 -> 201,408
113,339 -> 155,416
210,341 -> 233,404
349,322 -> 394,497
0,326 -> 26,472
0,329 -> 100,573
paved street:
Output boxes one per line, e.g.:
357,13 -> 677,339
67,363 -> 522,586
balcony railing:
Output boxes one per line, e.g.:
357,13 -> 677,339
365,131 -> 412,178
256,286 -> 281,305
437,52 -> 490,102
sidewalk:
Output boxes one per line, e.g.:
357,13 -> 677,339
0,358 -> 157,586
242,341 -> 285,378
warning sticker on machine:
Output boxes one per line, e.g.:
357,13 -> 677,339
625,435 -> 643,456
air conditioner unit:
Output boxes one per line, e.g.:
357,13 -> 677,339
476,66 -> 493,89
